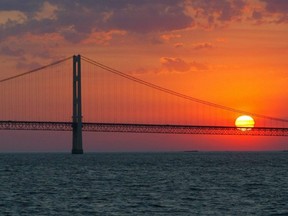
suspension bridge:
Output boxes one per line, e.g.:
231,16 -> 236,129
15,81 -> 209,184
0,55 -> 287,154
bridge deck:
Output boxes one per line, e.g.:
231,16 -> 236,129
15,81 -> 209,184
0,121 -> 287,136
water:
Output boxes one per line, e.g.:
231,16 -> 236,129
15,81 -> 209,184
0,152 -> 287,215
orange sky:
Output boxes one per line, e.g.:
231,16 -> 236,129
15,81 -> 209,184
0,0 -> 287,152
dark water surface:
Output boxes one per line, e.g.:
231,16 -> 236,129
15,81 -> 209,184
0,152 -> 287,215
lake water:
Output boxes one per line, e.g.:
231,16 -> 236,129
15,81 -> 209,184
0,152 -> 287,215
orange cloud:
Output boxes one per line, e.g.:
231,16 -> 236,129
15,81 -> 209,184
160,57 -> 208,72
191,42 -> 214,50
81,30 -> 126,45
174,43 -> 184,48
161,34 -> 182,41
160,57 -> 191,72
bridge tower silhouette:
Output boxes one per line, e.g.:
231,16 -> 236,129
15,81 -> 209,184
72,55 -> 83,154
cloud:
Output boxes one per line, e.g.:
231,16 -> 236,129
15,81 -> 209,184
260,0 -> 288,23
262,0 -> 288,13
1,0 -> 288,58
246,0 -> 288,24
105,1 -> 192,33
191,42 -> 214,50
0,10 -> 27,24
2,0 -> 288,45
81,30 -> 126,45
2,0 -> 288,40
0,0 -> 42,12
174,43 -> 184,48
161,33 -> 182,41
129,56 -> 209,75
0,0 -> 193,43
0,46 -> 24,57
185,0 -> 246,28
251,10 -> 263,20
160,57 -> 208,72
0,32 -> 63,66
161,57 -> 191,72
34,1 -> 58,21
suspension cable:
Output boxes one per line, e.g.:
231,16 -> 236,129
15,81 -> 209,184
0,56 -> 72,84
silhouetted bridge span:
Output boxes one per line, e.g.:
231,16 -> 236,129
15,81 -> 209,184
1,121 -> 287,136
0,55 -> 287,154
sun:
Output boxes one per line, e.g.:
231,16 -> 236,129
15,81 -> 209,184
235,115 -> 255,131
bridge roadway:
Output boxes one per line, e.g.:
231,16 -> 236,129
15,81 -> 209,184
0,121 -> 287,136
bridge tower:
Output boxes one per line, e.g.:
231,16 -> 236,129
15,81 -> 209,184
72,55 -> 83,154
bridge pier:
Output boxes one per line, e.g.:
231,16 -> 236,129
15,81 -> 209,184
72,55 -> 83,154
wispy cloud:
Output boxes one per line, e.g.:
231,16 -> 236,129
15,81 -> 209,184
191,42 -> 214,50
160,57 -> 209,73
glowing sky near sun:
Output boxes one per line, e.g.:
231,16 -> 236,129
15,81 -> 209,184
0,0 -> 287,152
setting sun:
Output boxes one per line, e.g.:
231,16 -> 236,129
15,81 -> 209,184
235,115 -> 255,131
